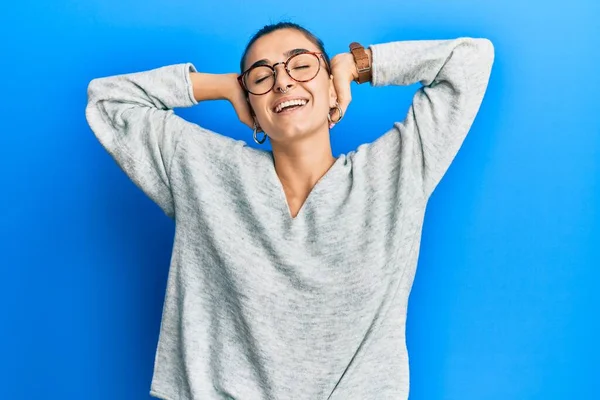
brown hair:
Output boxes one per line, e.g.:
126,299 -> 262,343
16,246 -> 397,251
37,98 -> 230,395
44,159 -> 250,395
240,21 -> 331,73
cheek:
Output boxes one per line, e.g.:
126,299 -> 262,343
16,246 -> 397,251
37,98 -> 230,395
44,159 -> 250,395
249,97 -> 269,118
311,78 -> 335,108
310,88 -> 333,115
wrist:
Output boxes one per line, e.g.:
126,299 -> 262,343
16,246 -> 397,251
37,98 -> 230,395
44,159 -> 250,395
222,73 -> 240,102
349,42 -> 372,84
190,72 -> 233,102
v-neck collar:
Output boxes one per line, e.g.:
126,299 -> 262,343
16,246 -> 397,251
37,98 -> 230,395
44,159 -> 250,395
265,152 -> 347,223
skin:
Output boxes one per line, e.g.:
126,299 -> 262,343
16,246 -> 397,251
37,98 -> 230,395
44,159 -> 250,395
189,28 -> 371,216
236,28 -> 370,217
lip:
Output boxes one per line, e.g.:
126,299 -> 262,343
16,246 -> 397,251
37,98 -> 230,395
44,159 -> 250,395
271,96 -> 309,113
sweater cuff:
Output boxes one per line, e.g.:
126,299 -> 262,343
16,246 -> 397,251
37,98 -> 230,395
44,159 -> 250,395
183,62 -> 199,106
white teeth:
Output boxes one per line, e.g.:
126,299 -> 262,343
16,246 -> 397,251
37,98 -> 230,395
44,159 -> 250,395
275,99 -> 307,113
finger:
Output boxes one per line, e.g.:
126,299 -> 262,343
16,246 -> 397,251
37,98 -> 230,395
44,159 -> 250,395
235,108 -> 253,129
234,96 -> 254,128
333,74 -> 352,117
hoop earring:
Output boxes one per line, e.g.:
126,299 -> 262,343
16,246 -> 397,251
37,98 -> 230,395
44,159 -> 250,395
327,102 -> 344,127
253,122 -> 267,144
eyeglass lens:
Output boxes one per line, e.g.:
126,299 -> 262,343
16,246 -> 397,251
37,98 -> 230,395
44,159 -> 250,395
244,53 -> 320,95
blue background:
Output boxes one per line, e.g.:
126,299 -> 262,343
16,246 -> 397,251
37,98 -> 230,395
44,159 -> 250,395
1,0 -> 598,399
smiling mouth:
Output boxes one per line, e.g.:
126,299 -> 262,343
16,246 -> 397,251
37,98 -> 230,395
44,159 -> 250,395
274,99 -> 309,114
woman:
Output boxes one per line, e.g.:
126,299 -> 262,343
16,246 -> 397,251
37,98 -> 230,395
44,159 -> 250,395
86,22 -> 494,400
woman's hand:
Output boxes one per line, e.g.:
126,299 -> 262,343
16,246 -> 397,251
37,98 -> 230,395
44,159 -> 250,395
223,73 -> 254,129
330,53 -> 356,120
329,49 -> 372,123
190,72 -> 254,128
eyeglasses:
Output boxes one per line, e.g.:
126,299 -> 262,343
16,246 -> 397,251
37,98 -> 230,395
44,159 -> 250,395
238,51 -> 328,95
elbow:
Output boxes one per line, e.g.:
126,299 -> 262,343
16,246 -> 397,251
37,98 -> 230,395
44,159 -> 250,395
475,38 -> 495,69
460,37 -> 495,68
465,38 -> 495,87
87,77 -> 104,103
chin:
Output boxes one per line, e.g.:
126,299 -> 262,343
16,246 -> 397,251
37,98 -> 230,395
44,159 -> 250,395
272,125 -> 315,141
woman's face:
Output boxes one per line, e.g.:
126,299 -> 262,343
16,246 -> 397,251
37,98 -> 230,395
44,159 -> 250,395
243,29 -> 337,143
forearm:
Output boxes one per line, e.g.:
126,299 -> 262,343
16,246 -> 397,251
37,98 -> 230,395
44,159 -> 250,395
369,38 -> 494,90
190,72 -> 237,102
87,63 -> 200,111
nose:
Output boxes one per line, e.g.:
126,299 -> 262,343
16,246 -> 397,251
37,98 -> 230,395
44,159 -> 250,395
273,63 -> 294,93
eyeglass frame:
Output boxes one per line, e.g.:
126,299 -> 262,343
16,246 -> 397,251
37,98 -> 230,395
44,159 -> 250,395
237,51 -> 330,95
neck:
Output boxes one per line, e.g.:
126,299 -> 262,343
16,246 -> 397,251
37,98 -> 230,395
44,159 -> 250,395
270,129 -> 336,199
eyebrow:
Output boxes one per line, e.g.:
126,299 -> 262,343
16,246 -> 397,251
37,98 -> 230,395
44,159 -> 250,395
247,48 -> 311,70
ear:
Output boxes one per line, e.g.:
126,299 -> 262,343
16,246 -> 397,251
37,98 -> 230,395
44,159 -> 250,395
328,74 -> 337,108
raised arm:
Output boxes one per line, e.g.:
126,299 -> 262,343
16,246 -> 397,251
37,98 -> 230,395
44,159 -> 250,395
85,63 -> 244,218
368,37 -> 495,198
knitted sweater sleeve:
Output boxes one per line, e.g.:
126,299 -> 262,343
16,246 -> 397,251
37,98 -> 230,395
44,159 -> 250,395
86,63 -> 206,218
364,37 -> 495,199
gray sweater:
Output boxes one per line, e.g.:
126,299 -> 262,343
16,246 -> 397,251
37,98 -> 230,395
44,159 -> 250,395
86,37 -> 494,400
